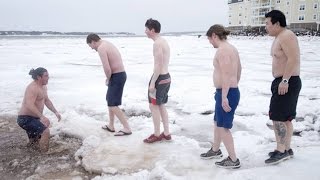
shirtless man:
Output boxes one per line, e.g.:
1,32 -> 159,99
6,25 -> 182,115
17,67 -> 61,152
264,10 -> 301,165
200,25 -> 242,169
86,34 -> 132,136
143,18 -> 172,143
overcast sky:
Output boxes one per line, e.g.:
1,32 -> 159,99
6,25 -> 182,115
0,0 -> 228,34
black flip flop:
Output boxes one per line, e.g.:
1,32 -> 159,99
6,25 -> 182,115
102,125 -> 115,132
114,130 -> 132,136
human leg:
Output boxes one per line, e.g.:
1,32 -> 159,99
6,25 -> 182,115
38,128 -> 50,152
159,104 -> 169,135
285,120 -> 293,150
109,106 -> 131,133
106,107 -> 115,131
219,127 -> 237,161
149,104 -> 161,136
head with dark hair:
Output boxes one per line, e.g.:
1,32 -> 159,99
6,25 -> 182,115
206,24 -> 230,40
145,18 -> 161,33
86,33 -> 101,51
265,10 -> 287,27
206,24 -> 230,48
265,10 -> 287,36
29,67 -> 48,80
86,33 -> 101,44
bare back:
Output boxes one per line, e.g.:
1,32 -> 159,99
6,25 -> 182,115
271,29 -> 300,78
98,40 -> 125,74
153,37 -> 170,74
213,43 -> 241,88
19,82 -> 46,117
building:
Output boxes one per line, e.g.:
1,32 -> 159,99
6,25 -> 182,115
228,0 -> 320,32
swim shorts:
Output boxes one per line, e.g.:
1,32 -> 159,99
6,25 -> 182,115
269,76 -> 302,121
17,115 -> 46,140
106,71 -> 127,107
148,73 -> 171,105
214,88 -> 240,129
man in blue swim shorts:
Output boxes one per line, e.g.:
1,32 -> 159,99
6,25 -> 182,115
17,67 -> 61,152
200,25 -> 242,169
87,34 -> 132,136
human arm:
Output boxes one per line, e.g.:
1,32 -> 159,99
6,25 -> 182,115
149,42 -> 163,92
237,55 -> 242,83
44,87 -> 61,121
98,46 -> 112,85
218,50 -> 232,112
278,33 -> 300,95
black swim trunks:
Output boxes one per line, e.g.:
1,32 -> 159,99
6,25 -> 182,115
17,115 -> 46,140
148,73 -> 171,105
106,72 -> 127,107
269,76 -> 302,121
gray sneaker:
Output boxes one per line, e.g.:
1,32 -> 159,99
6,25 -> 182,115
215,156 -> 241,169
268,149 -> 294,158
200,148 -> 223,160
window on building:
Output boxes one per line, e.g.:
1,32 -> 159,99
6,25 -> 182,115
298,15 -> 305,21
299,4 -> 305,11
314,3 -> 318,9
313,14 -> 317,20
239,13 -> 242,16
286,11 -> 289,15
239,20 -> 242,24
287,1 -> 289,5
276,0 -> 280,3
229,21 -> 232,25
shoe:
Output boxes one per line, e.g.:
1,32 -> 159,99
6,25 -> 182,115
200,148 -> 223,160
287,149 -> 294,158
143,134 -> 162,143
268,149 -> 294,158
159,132 -> 172,141
215,156 -> 241,169
265,150 -> 290,165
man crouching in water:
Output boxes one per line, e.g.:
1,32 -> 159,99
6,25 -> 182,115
17,67 -> 61,152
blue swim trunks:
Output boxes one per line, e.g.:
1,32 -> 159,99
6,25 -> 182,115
214,88 -> 240,129
106,72 -> 127,107
17,115 -> 46,140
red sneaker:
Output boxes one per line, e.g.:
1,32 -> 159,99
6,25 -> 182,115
143,134 -> 162,143
160,132 -> 172,141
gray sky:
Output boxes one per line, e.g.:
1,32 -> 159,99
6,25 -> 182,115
0,0 -> 228,34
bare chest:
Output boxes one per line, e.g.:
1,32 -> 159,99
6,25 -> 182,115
271,40 -> 286,60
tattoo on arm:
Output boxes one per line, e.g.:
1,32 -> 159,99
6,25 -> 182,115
274,122 -> 287,145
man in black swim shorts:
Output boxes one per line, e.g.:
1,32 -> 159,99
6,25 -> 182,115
265,10 -> 302,165
87,34 -> 132,136
143,18 -> 172,143
17,67 -> 61,152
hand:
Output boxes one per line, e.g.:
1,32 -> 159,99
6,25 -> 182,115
55,112 -> 61,122
105,79 -> 109,86
278,82 -> 289,95
222,97 -> 232,112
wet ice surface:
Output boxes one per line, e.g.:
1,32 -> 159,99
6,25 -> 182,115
0,35 -> 319,179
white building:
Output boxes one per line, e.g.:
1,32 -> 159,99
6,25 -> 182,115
228,0 -> 320,31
